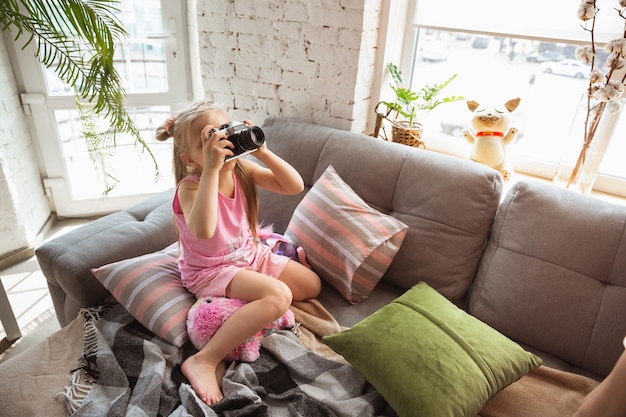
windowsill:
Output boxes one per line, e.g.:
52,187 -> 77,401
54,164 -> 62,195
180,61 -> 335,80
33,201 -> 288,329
504,171 -> 626,207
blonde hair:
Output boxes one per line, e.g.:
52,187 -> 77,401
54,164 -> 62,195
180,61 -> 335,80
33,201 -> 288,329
156,100 -> 260,241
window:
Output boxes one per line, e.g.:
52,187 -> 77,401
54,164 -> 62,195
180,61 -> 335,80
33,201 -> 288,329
394,0 -> 626,196
10,0 -> 193,216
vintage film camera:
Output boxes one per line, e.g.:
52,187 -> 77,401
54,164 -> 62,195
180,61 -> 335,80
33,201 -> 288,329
211,121 -> 265,161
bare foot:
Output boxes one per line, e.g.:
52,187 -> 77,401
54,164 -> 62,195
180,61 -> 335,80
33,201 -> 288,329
181,353 -> 223,405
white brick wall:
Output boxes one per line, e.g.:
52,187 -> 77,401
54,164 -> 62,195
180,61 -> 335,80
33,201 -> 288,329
196,0 -> 381,133
0,34 -> 50,258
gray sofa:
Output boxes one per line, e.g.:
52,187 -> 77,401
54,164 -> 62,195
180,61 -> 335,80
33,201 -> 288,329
36,117 -> 626,386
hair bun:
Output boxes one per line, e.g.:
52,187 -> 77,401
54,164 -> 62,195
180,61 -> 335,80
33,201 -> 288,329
163,117 -> 175,136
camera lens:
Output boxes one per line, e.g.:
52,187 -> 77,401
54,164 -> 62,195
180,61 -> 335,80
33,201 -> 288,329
238,126 -> 265,150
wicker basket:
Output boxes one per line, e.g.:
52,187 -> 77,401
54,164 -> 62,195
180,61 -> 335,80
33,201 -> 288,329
371,101 -> 426,149
391,120 -> 425,149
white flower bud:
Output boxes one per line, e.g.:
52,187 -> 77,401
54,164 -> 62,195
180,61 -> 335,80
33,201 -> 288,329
607,87 -> 621,100
576,45 -> 595,64
607,79 -> 624,92
605,38 -> 626,54
590,83 -> 602,96
607,55 -> 626,70
589,69 -> 605,83
577,1 -> 596,20
592,87 -> 610,101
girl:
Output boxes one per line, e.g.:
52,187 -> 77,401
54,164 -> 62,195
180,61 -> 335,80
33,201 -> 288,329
156,100 -> 321,405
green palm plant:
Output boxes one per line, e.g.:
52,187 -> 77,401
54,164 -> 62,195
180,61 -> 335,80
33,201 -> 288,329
0,0 -> 157,194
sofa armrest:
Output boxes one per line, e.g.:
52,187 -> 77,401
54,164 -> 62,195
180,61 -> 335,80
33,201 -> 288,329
35,189 -> 177,327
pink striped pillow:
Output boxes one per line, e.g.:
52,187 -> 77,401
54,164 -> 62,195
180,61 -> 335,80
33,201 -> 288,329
286,166 -> 408,303
92,244 -> 195,347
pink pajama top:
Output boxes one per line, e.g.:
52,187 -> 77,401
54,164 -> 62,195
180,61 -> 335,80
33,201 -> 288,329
173,174 -> 288,298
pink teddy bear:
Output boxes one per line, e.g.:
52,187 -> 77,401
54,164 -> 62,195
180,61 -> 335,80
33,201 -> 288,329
186,296 -> 296,362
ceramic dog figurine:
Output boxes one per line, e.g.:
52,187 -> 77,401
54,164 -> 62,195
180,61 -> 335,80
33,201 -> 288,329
461,98 -> 521,180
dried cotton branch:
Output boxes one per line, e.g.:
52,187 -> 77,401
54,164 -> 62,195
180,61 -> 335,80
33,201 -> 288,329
567,0 -> 626,187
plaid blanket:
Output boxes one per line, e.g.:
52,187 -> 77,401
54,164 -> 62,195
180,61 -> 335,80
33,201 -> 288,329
213,331 -> 396,417
63,304 -> 182,416
63,303 -> 396,417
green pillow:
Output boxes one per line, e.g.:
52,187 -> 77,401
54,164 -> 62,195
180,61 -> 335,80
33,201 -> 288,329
322,282 -> 542,417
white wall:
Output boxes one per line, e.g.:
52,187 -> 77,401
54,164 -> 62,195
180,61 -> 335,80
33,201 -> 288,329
195,0 -> 382,134
0,34 -> 50,259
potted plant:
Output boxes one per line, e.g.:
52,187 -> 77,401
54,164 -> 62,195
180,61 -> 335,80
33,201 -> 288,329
377,62 -> 463,148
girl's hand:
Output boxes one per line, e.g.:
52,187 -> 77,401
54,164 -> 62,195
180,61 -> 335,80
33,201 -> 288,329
201,125 -> 234,171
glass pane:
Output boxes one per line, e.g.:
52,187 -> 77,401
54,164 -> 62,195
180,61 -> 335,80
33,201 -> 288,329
44,0 -> 167,95
114,0 -> 168,93
44,68 -> 73,95
414,0 -> 623,43
408,29 -> 626,180
56,107 -> 175,199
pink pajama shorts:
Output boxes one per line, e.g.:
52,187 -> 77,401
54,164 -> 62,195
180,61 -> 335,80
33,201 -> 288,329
181,243 -> 290,298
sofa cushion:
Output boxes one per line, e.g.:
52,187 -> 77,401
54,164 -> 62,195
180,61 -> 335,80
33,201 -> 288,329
35,189 -> 178,327
92,243 -> 195,347
285,165 -> 408,303
323,282 -> 542,417
468,180 -> 626,378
